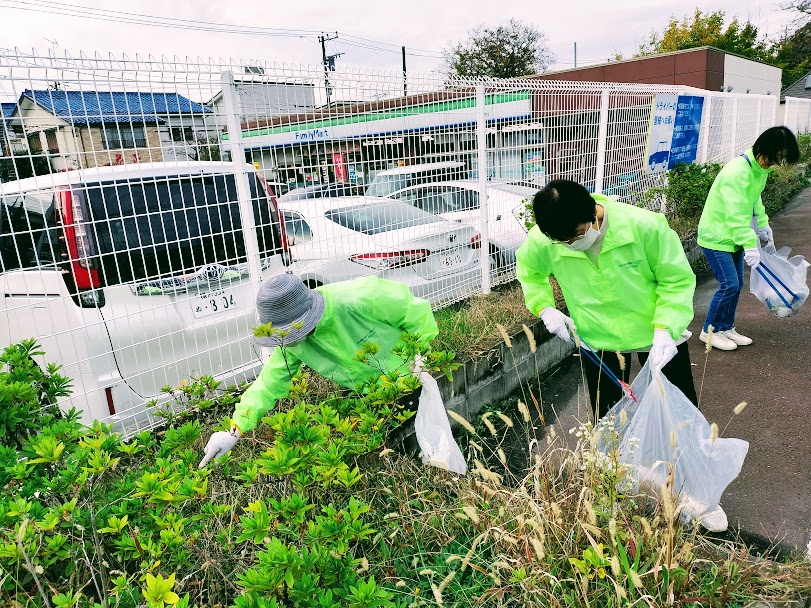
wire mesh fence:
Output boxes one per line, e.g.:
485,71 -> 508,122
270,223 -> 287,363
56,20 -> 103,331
0,49 -> 785,434
785,96 -> 811,135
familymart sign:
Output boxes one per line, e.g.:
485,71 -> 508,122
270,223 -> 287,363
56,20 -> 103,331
222,92 -> 532,151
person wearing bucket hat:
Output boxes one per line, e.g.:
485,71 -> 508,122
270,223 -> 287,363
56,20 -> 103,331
516,180 -> 698,419
199,273 -> 438,467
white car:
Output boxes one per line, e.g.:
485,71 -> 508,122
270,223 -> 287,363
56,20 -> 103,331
279,197 -> 486,305
0,162 -> 290,433
364,161 -> 468,198
384,180 -> 539,268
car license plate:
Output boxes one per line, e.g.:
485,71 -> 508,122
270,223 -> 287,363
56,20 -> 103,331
192,290 -> 238,319
438,252 -> 463,268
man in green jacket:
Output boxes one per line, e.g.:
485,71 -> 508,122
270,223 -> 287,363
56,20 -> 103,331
198,273 -> 438,467
697,126 -> 800,351
516,179 -> 698,420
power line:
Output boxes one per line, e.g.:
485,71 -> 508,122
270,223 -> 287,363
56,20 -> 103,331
0,0 -> 322,37
0,0 -> 446,58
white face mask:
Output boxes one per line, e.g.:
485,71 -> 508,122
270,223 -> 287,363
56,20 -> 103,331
563,224 -> 600,251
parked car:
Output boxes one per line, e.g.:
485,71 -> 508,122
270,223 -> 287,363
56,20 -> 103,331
279,183 -> 365,202
263,181 -> 293,197
364,161 -> 468,198
0,161 -> 291,433
279,197 -> 486,305
384,180 -> 538,268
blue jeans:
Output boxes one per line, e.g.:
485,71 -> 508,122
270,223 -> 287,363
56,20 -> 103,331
702,247 -> 745,332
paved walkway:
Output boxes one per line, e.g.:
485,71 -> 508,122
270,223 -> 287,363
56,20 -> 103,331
536,188 -> 811,556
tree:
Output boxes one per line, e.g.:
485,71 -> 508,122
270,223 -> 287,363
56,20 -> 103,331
780,0 -> 811,28
635,9 -> 771,62
772,22 -> 811,88
444,19 -> 555,79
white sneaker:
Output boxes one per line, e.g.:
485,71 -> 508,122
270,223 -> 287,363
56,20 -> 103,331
699,330 -> 738,351
721,328 -> 753,346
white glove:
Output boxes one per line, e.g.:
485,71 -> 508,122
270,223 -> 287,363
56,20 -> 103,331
756,225 -> 774,246
744,248 -> 761,268
649,328 -> 677,375
539,307 -> 576,344
198,427 -> 241,468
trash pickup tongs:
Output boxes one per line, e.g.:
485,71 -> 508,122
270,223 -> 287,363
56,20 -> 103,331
577,337 -> 638,403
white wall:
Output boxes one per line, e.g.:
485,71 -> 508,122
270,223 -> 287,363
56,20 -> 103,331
724,55 -> 782,96
208,82 -> 317,127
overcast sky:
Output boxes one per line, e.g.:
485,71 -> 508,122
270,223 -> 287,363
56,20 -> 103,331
0,0 -> 799,102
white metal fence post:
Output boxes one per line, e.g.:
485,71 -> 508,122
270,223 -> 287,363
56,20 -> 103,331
221,71 -> 264,305
476,85 -> 491,295
756,98 -> 762,135
729,96 -> 738,160
700,94 -> 712,164
594,89 -> 610,193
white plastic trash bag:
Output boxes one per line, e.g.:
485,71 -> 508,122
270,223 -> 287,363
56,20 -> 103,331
414,371 -> 467,475
598,363 -> 748,518
750,242 -> 809,318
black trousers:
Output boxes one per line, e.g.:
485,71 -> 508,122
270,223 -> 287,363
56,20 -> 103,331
583,341 -> 698,421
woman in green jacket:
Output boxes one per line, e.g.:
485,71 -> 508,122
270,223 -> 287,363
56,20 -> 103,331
198,273 -> 438,467
516,179 -> 698,421
697,126 -> 800,351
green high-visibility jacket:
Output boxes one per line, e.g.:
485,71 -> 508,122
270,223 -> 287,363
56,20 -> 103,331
516,195 -> 696,351
232,276 -> 438,433
698,149 -> 770,252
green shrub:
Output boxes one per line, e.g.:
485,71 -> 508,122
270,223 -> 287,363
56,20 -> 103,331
2,340 -> 811,607
762,162 -> 811,215
0,338 -> 71,448
797,133 -> 811,163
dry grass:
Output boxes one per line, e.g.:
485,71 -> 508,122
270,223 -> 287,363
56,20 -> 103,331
432,279 -> 564,361
359,411 -> 811,606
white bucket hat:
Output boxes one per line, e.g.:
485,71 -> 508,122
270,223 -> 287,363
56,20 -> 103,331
254,274 -> 325,347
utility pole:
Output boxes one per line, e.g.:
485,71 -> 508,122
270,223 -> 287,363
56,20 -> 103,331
402,46 -> 407,97
574,42 -> 577,68
318,33 -> 339,104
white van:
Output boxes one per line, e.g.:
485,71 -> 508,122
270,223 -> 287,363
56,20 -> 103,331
365,161 -> 467,198
0,162 -> 290,433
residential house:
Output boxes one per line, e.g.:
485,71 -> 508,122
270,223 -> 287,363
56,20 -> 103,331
9,89 -> 213,170
781,71 -> 811,101
1,102 -> 31,182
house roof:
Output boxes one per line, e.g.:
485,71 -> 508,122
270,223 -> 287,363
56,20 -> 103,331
20,89 -> 209,124
1,102 -> 17,119
781,71 -> 811,102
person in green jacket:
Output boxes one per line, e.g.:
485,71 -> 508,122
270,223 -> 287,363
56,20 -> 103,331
198,273 -> 438,467
697,126 -> 800,351
516,179 -> 698,421
518,180 -> 734,533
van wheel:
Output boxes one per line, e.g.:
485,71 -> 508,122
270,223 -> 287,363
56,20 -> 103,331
304,279 -> 323,289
